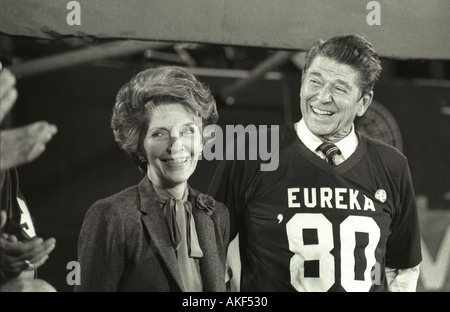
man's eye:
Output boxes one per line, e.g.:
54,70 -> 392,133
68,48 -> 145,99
310,79 -> 322,86
334,86 -> 347,94
182,127 -> 195,135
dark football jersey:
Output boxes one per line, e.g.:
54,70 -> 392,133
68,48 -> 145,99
209,122 -> 421,292
0,168 -> 36,240
1,168 -> 37,283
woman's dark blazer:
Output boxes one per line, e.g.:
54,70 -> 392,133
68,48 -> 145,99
75,177 -> 230,292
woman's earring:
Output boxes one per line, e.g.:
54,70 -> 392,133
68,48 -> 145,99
139,155 -> 147,163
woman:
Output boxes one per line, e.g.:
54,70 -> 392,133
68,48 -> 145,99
75,66 -> 229,292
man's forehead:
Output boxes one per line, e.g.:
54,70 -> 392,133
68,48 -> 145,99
306,55 -> 360,83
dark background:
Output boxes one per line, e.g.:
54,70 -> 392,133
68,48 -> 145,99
1,35 -> 449,292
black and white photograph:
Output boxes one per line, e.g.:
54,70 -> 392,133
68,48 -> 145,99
0,0 -> 449,300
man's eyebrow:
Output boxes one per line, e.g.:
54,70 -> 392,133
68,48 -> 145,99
334,79 -> 353,90
308,72 -> 353,90
308,71 -> 323,78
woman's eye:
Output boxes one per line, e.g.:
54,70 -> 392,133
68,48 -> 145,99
151,131 -> 167,138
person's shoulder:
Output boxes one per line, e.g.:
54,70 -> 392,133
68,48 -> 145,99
361,135 -> 409,176
364,136 -> 405,159
87,184 -> 140,216
80,184 -> 142,235
254,122 -> 291,137
232,122 -> 290,145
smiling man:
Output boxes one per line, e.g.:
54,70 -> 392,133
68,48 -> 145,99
209,34 -> 422,292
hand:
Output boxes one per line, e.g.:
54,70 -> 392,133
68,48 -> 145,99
0,233 -> 56,274
0,210 -> 6,229
0,64 -> 58,171
0,121 -> 58,171
0,65 -> 17,123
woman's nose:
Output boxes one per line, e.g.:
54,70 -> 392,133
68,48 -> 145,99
167,136 -> 187,155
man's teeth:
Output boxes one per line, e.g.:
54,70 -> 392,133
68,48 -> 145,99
165,158 -> 187,164
312,107 -> 334,116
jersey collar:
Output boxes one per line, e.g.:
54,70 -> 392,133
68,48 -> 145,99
296,118 -> 358,160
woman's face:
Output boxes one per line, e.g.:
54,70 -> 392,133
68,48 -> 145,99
143,103 -> 202,189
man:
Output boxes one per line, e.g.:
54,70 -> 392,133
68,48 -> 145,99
0,64 -> 57,291
209,34 -> 421,292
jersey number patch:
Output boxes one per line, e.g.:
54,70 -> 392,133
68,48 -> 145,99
287,213 -> 381,292
17,197 -> 36,239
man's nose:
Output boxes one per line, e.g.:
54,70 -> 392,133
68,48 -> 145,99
317,85 -> 332,103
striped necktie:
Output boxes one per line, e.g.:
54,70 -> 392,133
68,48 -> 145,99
317,142 -> 342,165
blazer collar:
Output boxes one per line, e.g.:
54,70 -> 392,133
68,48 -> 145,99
138,177 -> 184,290
137,177 -> 223,291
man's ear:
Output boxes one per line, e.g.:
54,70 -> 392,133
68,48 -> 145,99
356,90 -> 374,117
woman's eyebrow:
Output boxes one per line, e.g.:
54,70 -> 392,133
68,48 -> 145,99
148,122 -> 196,131
148,126 -> 168,132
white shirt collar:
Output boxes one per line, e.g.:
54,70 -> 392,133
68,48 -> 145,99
296,118 -> 358,160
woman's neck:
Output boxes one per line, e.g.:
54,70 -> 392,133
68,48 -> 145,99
163,184 -> 187,199
149,176 -> 187,199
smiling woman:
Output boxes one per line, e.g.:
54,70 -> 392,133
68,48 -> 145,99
75,66 -> 230,292
143,103 -> 202,193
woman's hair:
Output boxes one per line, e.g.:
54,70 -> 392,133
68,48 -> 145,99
303,34 -> 382,94
111,66 -> 218,172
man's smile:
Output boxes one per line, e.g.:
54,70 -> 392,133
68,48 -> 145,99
311,105 -> 336,117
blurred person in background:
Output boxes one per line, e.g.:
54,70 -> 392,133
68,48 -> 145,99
0,63 -> 57,292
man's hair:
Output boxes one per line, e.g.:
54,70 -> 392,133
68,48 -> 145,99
303,34 -> 382,94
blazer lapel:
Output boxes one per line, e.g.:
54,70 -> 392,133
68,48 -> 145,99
189,187 -> 225,292
138,177 -> 185,291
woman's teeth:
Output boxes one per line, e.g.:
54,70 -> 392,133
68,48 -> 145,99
164,158 -> 187,164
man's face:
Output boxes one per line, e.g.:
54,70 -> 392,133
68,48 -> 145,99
300,55 -> 373,142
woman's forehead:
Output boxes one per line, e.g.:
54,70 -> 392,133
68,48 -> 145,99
147,103 -> 196,126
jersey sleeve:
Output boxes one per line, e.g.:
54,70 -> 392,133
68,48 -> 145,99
385,159 -> 422,269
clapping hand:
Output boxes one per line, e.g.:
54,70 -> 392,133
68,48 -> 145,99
0,63 -> 57,171
0,233 -> 56,275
